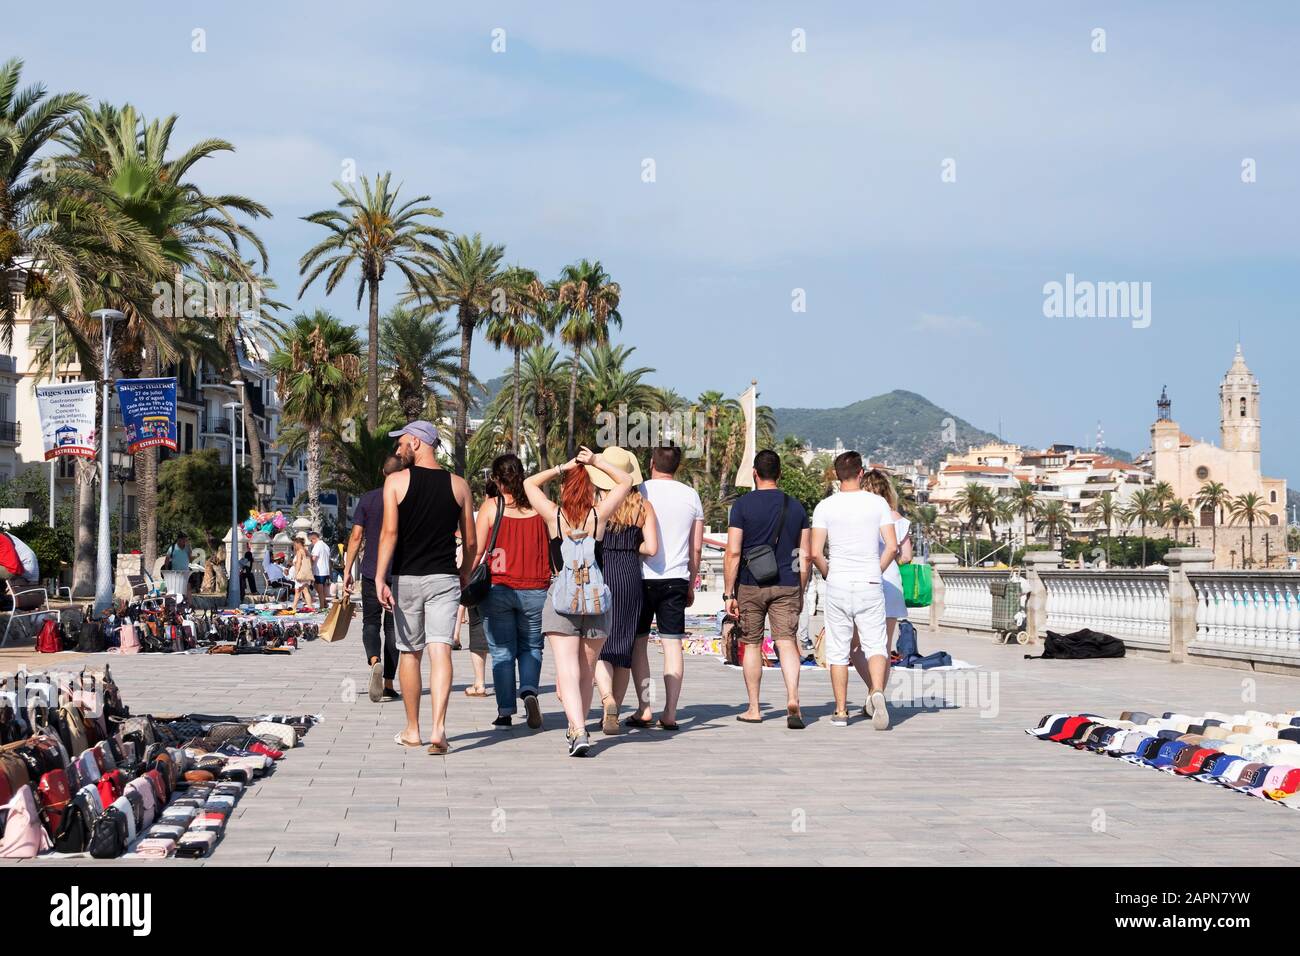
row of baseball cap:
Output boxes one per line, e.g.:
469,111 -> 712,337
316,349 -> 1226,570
1027,709 -> 1300,807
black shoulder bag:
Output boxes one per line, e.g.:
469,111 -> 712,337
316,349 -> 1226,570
741,493 -> 788,587
460,496 -> 505,608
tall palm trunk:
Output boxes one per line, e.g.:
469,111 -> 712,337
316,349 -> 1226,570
511,346 -> 522,455
366,275 -> 380,432
307,421 -> 323,532
535,398 -> 551,471
138,340 -> 160,569
565,344 -> 580,459
71,457 -> 98,597
456,304 -> 474,476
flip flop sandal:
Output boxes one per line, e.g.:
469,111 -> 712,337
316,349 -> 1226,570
736,715 -> 763,724
657,720 -> 680,731
394,733 -> 423,748
624,716 -> 654,729
463,688 -> 489,697
786,707 -> 805,730
427,741 -> 450,755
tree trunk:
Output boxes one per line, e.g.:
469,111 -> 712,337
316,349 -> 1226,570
137,339 -> 159,570
70,456 -> 98,597
307,422 -> 322,533
535,399 -> 550,471
565,343 -> 579,459
456,305 -> 473,476
511,346 -> 522,456
367,276 -> 380,432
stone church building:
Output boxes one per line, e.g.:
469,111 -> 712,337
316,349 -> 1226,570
1148,345 -> 1288,566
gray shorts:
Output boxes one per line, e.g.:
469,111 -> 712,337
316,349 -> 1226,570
392,573 -> 461,653
541,580 -> 608,639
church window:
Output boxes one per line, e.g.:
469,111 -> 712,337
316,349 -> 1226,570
1269,514 -> 1279,526
1270,490 -> 1277,503
1196,466 -> 1209,480
1240,397 -> 1247,417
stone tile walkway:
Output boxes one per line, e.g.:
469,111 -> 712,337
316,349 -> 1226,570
9,619 -> 1300,866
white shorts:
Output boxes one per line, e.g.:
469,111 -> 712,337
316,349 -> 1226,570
392,573 -> 461,653
824,581 -> 887,666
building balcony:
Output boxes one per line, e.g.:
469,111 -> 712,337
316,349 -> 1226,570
177,384 -> 202,406
201,416 -> 232,435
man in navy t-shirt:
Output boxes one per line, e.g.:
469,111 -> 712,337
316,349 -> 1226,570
723,449 -> 811,729
342,454 -> 406,703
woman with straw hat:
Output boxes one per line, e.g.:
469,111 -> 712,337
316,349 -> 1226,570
590,447 -> 659,735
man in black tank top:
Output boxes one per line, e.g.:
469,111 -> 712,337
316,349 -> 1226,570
375,421 -> 476,755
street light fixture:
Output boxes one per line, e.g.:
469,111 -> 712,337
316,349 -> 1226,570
92,309 -> 125,616
110,444 -> 134,558
223,397 -> 243,609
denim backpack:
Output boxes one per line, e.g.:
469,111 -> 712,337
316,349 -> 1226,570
551,509 -> 610,616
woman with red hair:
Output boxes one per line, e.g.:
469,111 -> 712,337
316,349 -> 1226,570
523,446 -> 634,757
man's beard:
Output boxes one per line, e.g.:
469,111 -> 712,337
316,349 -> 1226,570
398,448 -> 415,467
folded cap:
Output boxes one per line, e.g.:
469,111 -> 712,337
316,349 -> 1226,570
1213,756 -> 1247,782
1156,729 -> 1183,741
1230,762 -> 1268,788
1123,711 -> 1154,725
1177,734 -> 1207,746
1049,716 -> 1091,742
1174,747 -> 1219,775
1266,768 -> 1300,798
1200,752 -> 1237,777
1028,714 -> 1073,737
1251,766 -> 1295,798
1278,728 -> 1300,744
1203,725 -> 1231,740
1150,741 -> 1191,769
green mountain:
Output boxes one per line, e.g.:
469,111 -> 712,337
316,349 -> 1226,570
469,374 -> 509,417
773,389 -> 1001,468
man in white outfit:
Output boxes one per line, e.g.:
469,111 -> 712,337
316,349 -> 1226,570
809,451 -> 898,729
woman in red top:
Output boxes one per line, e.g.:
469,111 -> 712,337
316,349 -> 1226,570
473,453 -> 552,731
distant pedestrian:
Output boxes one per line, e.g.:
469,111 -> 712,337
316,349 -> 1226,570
308,529 -> 331,608
290,536 -> 314,611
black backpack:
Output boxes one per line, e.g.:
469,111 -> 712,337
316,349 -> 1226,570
1028,629 -> 1126,660
76,620 -> 105,653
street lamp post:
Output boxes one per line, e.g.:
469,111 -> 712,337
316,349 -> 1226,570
92,309 -> 124,616
224,391 -> 243,609
110,444 -> 134,557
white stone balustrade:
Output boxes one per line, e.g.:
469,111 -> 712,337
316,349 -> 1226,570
1189,572 -> 1300,657
936,570 -> 1009,632
1039,571 -> 1171,649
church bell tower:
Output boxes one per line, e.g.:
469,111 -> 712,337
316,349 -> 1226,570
1220,344 -> 1260,459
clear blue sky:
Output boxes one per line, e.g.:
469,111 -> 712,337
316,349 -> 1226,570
12,2 -> 1300,479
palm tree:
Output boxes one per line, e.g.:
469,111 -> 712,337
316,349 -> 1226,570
268,311 -> 362,532
327,418 -> 401,499
1009,480 -> 1039,555
1126,488 -> 1164,566
1084,490 -> 1121,564
1196,480 -> 1231,558
378,306 -> 462,421
695,390 -> 728,477
992,497 -> 1015,550
59,102 -> 269,575
483,267 -> 548,453
1166,500 -> 1194,544
1034,500 -> 1073,554
555,259 -> 621,458
485,343 -> 567,470
1152,481 -> 1176,509
913,504 -> 940,551
405,234 -> 505,475
1229,492 -> 1267,567
952,483 -> 995,563
298,172 -> 445,431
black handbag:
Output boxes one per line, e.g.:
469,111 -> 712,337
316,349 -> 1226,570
741,493 -> 789,587
460,496 -> 505,608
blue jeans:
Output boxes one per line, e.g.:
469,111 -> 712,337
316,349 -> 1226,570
481,585 -> 546,716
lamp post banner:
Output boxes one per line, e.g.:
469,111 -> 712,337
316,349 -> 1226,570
114,377 -> 178,453
35,381 -> 98,460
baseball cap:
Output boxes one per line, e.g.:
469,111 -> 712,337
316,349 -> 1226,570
1266,767 -> 1300,798
1122,711 -> 1154,725
1150,741 -> 1191,769
1279,728 -> 1300,744
1135,736 -> 1166,762
1199,752 -> 1238,777
1029,714 -> 1072,738
1049,716 -> 1090,742
1228,762 -> 1267,788
1250,766 -> 1295,798
1212,756 -> 1247,782
1235,764 -> 1273,790
388,420 -> 440,447
1203,725 -> 1231,740
1156,729 -> 1183,741
1174,747 -> 1218,775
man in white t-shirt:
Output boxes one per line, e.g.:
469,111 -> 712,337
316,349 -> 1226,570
632,444 -> 704,731
809,451 -> 898,730
309,530 -> 332,608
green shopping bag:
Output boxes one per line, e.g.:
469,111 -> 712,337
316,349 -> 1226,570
900,563 -> 932,608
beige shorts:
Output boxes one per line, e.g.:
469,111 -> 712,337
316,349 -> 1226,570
392,574 -> 460,653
